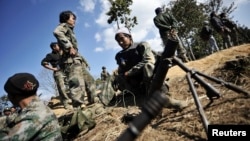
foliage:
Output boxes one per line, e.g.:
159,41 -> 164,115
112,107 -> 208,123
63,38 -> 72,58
106,0 -> 137,30
164,0 -> 249,59
168,0 -> 207,60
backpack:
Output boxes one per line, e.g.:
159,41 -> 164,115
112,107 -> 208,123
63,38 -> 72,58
98,75 -> 116,106
59,107 -> 96,140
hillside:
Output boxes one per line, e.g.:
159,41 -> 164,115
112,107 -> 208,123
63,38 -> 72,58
51,44 -> 250,141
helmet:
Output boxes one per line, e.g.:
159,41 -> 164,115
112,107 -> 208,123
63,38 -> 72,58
102,66 -> 106,69
115,27 -> 131,40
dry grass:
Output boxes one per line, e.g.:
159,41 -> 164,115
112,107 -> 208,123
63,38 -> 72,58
51,44 -> 250,141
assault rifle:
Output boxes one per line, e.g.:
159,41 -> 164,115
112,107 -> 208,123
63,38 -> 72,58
116,37 -> 250,141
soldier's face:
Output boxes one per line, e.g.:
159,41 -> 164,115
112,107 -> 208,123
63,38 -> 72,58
67,14 -> 76,27
116,33 -> 131,49
53,44 -> 60,52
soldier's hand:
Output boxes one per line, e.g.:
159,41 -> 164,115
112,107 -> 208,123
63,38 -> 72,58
53,67 -> 60,72
69,47 -> 77,56
170,29 -> 177,36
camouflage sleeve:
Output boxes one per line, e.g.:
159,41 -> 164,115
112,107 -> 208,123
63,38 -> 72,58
0,116 -> 7,129
53,23 -> 73,50
126,42 -> 156,76
0,99 -> 62,141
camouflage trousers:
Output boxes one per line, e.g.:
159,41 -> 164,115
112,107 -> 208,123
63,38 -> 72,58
54,71 -> 71,108
63,60 -> 88,107
81,63 -> 96,104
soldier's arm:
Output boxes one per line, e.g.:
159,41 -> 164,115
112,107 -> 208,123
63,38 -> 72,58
0,116 -> 7,129
126,42 -> 155,76
41,54 -> 58,71
53,23 -> 73,50
153,16 -> 172,31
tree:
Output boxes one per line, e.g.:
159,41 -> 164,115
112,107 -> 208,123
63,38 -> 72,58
106,0 -> 138,30
168,0 -> 207,60
165,0 -> 243,59
38,68 -> 58,97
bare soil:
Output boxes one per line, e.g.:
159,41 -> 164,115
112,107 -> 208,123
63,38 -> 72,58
51,44 -> 250,141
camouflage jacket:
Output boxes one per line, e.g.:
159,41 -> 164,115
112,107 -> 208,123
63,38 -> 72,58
0,96 -> 62,141
53,23 -> 77,51
153,11 -> 179,38
115,41 -> 156,76
53,23 -> 89,67
101,71 -> 110,81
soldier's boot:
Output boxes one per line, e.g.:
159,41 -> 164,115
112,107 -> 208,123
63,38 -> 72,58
164,95 -> 188,111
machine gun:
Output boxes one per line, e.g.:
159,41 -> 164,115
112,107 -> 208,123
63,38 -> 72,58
116,37 -> 250,141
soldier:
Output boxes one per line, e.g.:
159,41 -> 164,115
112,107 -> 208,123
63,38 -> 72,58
100,66 -> 110,81
41,42 -> 72,109
3,107 -> 11,116
219,12 -> 239,46
210,11 -> 233,49
0,72 -> 62,140
53,10 -> 95,107
200,21 -> 220,54
153,7 -> 189,62
113,27 -> 187,110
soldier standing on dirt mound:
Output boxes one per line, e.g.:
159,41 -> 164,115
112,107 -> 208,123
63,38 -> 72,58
153,7 -> 189,63
53,10 -> 96,107
41,42 -> 73,109
219,12 -> 239,46
210,11 -> 233,49
113,27 -> 187,110
200,21 -> 220,54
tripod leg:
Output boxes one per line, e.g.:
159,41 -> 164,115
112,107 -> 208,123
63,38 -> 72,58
186,72 -> 209,135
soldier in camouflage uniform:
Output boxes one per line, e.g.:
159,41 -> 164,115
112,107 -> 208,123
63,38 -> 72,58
53,10 -> 95,107
113,28 -> 187,110
0,73 -> 62,140
153,7 -> 189,62
41,42 -> 72,109
100,66 -> 110,81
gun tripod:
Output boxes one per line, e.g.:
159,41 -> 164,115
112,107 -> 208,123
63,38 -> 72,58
171,56 -> 250,134
117,39 -> 250,141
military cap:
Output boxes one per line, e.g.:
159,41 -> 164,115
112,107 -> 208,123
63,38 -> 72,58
115,27 -> 131,40
4,73 -> 39,96
3,107 -> 11,112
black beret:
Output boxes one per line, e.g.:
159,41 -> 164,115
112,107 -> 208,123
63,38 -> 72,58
4,73 -> 39,96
